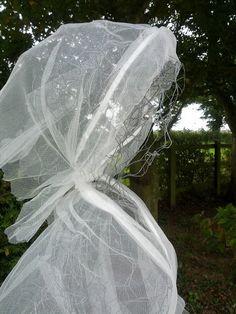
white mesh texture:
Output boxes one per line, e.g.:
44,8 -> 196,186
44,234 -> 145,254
0,20 -> 187,313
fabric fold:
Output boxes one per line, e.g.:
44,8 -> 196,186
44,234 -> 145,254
5,183 -> 73,243
0,20 -> 187,313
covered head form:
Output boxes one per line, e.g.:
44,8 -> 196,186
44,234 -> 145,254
0,20 -> 180,195
0,21 -> 187,314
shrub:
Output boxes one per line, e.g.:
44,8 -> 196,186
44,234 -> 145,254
0,170 -> 28,284
193,204 -> 236,255
156,130 -> 232,198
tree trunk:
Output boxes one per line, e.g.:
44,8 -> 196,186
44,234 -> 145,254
228,134 -> 236,205
129,159 -> 159,221
215,91 -> 236,204
129,131 -> 159,220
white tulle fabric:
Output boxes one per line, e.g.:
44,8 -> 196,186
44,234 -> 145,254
0,20 -> 187,313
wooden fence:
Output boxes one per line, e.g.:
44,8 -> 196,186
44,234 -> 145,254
168,141 -> 231,209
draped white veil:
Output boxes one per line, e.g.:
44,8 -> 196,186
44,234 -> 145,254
0,20 -> 187,313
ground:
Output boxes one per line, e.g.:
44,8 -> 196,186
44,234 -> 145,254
159,196 -> 236,314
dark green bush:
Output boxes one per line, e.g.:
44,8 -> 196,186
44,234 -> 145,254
193,204 -> 236,255
215,204 -> 236,253
156,130 -> 232,198
0,170 -> 28,284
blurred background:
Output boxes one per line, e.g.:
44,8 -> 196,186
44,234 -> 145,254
0,1 -> 235,313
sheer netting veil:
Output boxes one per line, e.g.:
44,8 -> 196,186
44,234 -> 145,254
0,20 -> 188,313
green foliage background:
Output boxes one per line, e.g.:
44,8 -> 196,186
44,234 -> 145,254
195,203 -> 236,255
157,130 -> 232,198
0,1 -> 235,312
0,170 -> 28,284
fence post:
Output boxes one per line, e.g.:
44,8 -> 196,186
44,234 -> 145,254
214,140 -> 221,196
168,144 -> 176,209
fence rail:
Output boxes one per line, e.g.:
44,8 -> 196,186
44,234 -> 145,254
168,141 -> 231,209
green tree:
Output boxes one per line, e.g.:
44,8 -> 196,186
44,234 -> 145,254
149,0 -> 236,201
